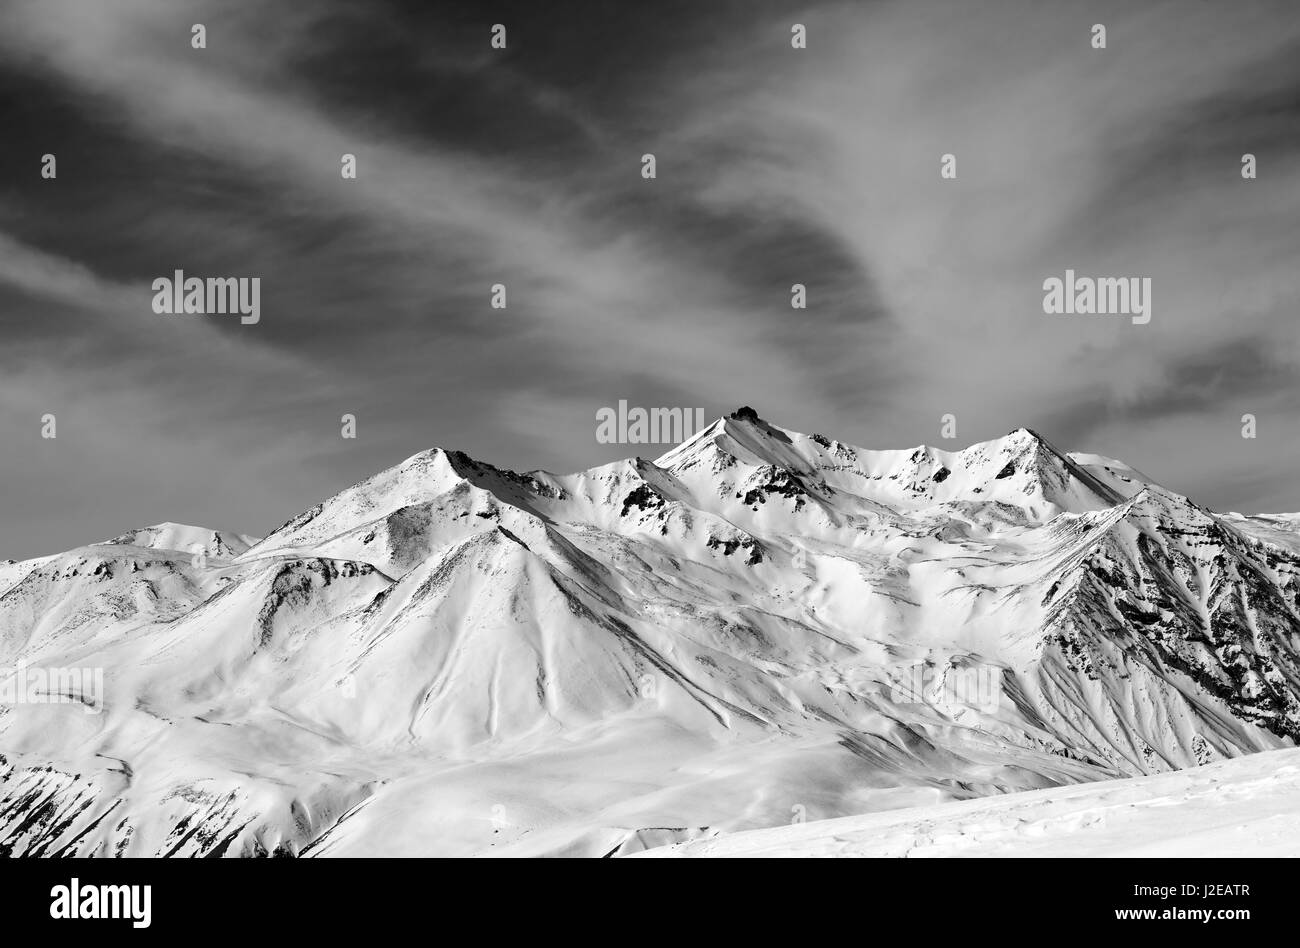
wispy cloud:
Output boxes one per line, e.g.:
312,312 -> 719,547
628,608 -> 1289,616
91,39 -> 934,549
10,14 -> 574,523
658,0 -> 1300,493
1,0 -> 1298,556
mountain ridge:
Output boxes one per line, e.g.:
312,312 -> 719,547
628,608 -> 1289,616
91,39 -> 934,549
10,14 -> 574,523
1,407 -> 1297,856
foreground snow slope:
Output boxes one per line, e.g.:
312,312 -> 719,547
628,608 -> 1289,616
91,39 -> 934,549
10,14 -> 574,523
640,745 -> 1300,857
1,408 -> 1298,856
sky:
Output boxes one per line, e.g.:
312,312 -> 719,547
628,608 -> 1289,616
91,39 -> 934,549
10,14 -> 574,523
1,0 -> 1298,559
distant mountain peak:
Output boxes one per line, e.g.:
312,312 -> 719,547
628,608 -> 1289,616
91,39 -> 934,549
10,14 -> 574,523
100,522 -> 260,558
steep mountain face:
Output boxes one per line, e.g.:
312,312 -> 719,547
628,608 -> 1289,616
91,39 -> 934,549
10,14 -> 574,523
1,408 -> 1298,856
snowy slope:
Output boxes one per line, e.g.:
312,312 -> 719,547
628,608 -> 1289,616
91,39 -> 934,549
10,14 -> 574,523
638,745 -> 1300,858
1,409 -> 1299,857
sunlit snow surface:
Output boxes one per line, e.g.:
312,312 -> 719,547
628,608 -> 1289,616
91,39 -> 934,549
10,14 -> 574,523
639,746 -> 1300,857
2,410 -> 1299,856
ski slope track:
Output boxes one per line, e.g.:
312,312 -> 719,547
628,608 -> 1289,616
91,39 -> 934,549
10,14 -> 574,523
2,408 -> 1299,857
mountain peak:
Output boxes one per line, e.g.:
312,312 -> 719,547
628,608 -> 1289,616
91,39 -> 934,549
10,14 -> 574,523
99,522 -> 260,557
1000,426 -> 1053,452
5,407 -> 1300,858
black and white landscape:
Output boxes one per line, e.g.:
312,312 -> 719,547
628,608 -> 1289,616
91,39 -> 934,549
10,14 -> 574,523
3,409 -> 1300,856
2,0 -> 1300,864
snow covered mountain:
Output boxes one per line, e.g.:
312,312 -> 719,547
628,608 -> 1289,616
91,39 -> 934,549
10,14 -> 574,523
2,407 -> 1299,857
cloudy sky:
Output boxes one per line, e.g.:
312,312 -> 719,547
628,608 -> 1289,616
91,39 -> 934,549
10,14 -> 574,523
1,0 -> 1298,558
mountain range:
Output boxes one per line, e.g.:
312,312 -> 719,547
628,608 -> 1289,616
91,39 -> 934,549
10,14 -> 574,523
2,407 -> 1298,857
